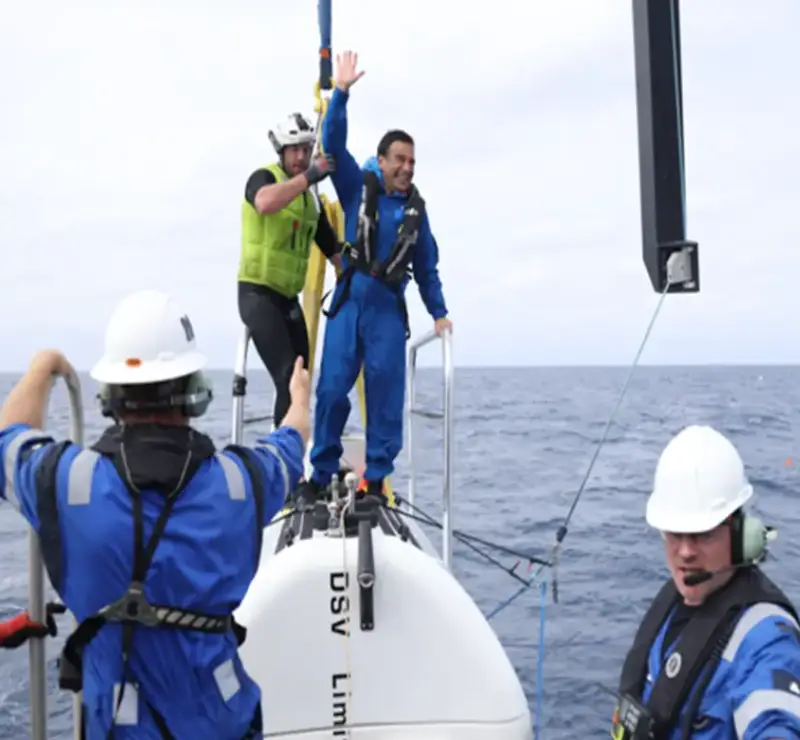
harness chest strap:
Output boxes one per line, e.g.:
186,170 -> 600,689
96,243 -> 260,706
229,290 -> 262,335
60,588 -> 240,691
352,169 -> 425,282
615,568 -> 799,738
322,170 -> 425,336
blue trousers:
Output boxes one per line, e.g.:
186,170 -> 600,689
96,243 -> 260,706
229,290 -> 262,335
310,293 -> 406,484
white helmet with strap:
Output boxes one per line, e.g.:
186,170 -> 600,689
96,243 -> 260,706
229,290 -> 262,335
268,112 -> 315,153
90,290 -> 213,418
91,289 -> 207,385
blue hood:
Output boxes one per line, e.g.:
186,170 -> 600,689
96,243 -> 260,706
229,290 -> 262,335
362,155 -> 384,184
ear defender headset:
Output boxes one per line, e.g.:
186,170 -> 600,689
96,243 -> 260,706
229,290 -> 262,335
97,372 -> 214,420
729,508 -> 774,566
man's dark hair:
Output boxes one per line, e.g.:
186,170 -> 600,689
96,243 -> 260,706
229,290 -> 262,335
377,129 -> 414,157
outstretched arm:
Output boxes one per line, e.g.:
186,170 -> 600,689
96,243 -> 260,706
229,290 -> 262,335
240,426 -> 306,526
243,356 -> 309,525
411,214 -> 448,321
321,87 -> 363,209
0,422 -> 61,534
0,352 -> 71,534
0,352 -> 65,430
245,168 -> 310,216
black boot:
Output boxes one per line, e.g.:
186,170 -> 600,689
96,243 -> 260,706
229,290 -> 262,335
366,479 -> 385,499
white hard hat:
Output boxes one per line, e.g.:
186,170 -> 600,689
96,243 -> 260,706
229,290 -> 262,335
268,112 -> 315,153
646,425 -> 754,534
90,290 -> 207,386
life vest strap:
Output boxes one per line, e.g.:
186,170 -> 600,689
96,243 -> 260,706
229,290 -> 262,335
350,175 -> 424,287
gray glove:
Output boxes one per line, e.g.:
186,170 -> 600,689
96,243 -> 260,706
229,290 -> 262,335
304,154 -> 335,185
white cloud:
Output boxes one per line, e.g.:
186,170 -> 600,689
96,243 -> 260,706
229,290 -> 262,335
1,0 -> 798,370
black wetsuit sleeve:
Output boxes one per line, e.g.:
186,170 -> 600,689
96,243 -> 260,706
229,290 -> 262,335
244,169 -> 277,208
314,206 -> 340,259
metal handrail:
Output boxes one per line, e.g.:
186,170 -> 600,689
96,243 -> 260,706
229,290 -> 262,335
26,369 -> 85,740
231,326 -> 251,445
405,327 -> 454,569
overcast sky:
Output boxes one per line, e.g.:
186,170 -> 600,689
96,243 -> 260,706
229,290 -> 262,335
1,0 -> 797,370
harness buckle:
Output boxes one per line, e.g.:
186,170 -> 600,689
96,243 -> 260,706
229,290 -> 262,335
344,242 -> 359,262
100,581 -> 161,628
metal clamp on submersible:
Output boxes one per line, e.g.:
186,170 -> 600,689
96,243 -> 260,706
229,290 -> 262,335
342,473 -> 380,631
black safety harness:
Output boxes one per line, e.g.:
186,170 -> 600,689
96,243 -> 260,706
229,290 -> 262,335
613,567 -> 798,740
56,442 -> 267,740
323,169 -> 426,338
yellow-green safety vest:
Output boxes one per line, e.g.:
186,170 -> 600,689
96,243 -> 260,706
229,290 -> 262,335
239,162 -> 319,298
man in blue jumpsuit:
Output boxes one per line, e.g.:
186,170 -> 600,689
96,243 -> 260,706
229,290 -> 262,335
303,50 -> 452,498
612,425 -> 800,739
0,289 -> 310,739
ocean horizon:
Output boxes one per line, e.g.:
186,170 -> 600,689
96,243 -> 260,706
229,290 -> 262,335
1,365 -> 798,738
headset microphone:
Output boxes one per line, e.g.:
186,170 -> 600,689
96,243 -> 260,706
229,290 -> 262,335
682,570 -> 710,587
683,562 -> 754,587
